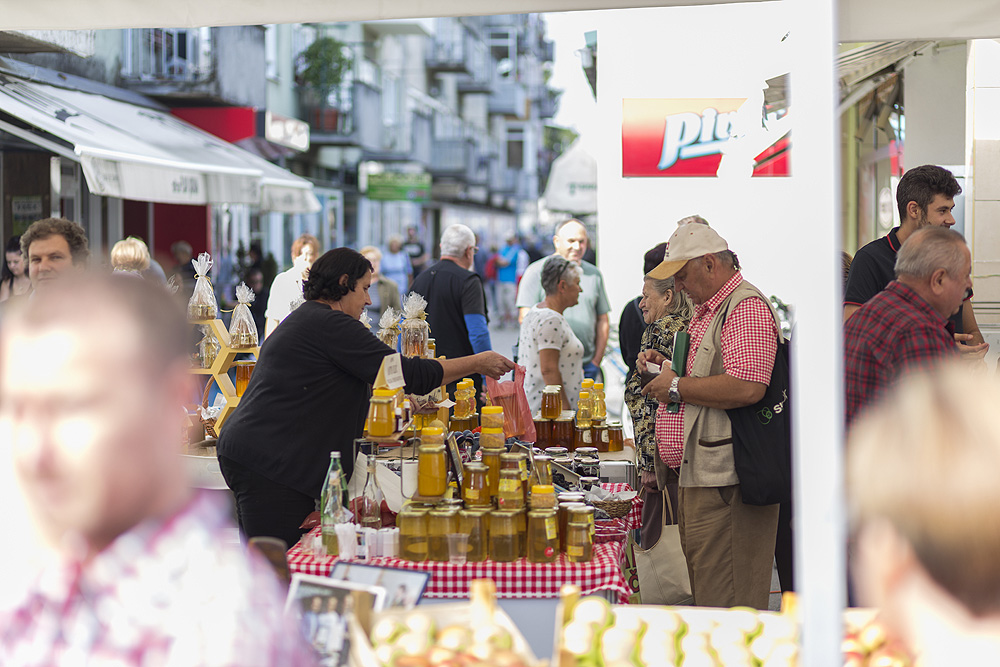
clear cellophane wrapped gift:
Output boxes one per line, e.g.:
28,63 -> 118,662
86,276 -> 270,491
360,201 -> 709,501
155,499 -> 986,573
228,282 -> 259,349
400,292 -> 430,358
377,306 -> 402,349
187,252 -> 219,321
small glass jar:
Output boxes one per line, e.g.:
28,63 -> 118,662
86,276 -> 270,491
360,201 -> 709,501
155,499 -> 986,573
481,405 -> 504,430
401,317 -> 430,358
481,447 -> 504,499
575,447 -> 599,466
427,338 -> 436,358
557,492 -> 586,505
459,508 -> 489,562
566,520 -> 593,563
398,506 -> 430,562
577,476 -> 601,492
500,452 -> 529,505
497,469 -> 524,510
480,427 -> 506,450
552,416 -> 575,448
544,446 -> 569,459
462,462 -> 490,507
530,484 -> 557,510
591,424 -> 610,453
533,418 -> 553,448
490,510 -> 519,563
527,509 -> 559,563
577,457 -> 601,479
558,502 -> 587,553
417,444 -> 447,498
454,380 -> 474,420
427,508 -> 458,562
574,426 -> 593,450
541,385 -> 562,420
607,422 -> 625,453
421,426 -> 445,446
367,394 -> 396,438
568,505 -> 596,540
531,455 -> 553,487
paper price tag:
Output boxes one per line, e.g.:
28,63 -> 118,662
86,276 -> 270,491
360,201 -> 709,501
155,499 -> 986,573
380,353 -> 406,390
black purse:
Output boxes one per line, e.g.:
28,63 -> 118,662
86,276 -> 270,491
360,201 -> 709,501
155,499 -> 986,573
725,336 -> 792,506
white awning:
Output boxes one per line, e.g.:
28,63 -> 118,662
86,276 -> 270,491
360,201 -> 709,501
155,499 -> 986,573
0,72 -> 320,213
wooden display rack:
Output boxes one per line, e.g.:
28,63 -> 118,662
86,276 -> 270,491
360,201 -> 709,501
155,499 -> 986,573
189,317 -> 259,435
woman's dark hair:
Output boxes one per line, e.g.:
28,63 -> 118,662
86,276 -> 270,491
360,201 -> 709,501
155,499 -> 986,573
2,235 -> 21,285
303,248 -> 373,302
540,255 -> 579,296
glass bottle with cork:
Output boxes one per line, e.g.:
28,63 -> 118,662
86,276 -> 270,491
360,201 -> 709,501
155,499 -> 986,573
320,452 -> 349,556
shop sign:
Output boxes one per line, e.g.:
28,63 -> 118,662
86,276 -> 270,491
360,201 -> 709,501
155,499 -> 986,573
367,172 -> 431,202
12,195 -> 43,235
622,98 -> 790,177
260,111 -> 309,152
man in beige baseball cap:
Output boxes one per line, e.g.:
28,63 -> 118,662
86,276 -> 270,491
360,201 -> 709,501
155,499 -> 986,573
638,216 -> 784,609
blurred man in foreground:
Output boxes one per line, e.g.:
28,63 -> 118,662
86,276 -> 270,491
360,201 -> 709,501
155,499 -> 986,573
849,365 -> 1000,664
0,275 -> 315,665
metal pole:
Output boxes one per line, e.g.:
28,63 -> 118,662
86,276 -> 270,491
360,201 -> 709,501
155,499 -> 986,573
788,0 -> 845,664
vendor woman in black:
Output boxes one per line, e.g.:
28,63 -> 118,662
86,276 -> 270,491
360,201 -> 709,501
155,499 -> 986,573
218,247 -> 515,547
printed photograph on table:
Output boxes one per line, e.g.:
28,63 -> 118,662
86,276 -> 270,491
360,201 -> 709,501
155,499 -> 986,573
285,574 -> 387,666
329,562 -> 431,609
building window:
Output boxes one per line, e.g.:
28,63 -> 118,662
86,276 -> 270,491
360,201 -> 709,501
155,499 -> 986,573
506,125 -> 524,169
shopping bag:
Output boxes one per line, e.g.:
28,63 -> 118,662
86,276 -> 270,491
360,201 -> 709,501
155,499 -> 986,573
633,489 -> 693,605
485,365 -> 536,442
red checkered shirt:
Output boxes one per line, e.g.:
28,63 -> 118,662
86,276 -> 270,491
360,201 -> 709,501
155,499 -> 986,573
656,272 -> 778,468
0,491 -> 318,667
844,280 -> 957,426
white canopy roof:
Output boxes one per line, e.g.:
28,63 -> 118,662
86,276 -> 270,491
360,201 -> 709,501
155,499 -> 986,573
0,0 -> 998,41
0,72 -> 320,212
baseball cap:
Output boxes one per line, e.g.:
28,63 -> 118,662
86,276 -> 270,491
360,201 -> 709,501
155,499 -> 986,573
647,220 -> 729,280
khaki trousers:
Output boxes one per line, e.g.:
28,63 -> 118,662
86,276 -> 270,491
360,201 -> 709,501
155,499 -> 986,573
678,484 -> 779,609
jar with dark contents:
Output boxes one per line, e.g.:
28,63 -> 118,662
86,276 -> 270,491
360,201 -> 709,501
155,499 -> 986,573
607,422 -> 625,452
551,416 -> 575,449
533,418 -> 553,448
591,423 -> 610,453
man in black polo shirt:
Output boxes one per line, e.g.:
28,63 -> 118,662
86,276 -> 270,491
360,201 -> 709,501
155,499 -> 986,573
844,164 -> 987,358
412,224 -> 492,401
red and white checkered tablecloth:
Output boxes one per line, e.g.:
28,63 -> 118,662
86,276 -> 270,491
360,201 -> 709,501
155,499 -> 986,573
287,530 -> 633,604
602,483 -> 643,532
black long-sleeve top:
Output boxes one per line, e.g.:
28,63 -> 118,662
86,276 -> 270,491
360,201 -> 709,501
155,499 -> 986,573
217,300 -> 444,498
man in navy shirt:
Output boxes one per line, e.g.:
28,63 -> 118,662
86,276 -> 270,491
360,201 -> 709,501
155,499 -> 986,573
844,165 -> 987,360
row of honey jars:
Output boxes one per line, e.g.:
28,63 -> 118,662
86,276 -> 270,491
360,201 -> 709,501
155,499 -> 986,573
400,505 -> 491,563
534,416 -> 625,453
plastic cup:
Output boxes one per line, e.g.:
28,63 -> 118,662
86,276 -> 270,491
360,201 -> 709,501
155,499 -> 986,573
447,533 -> 469,564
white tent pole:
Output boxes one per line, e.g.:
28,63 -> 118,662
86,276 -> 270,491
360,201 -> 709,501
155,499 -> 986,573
788,0 -> 844,664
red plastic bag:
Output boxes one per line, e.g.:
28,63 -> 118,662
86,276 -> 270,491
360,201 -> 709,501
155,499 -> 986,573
485,365 -> 536,442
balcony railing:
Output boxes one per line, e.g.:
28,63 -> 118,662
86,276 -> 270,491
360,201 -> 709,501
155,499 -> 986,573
489,80 -> 528,117
122,28 -> 212,81
426,17 -> 474,74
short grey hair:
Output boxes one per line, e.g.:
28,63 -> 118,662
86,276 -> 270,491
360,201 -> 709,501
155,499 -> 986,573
540,256 -> 580,296
643,274 -> 694,321
895,227 -> 968,280
440,224 -> 476,258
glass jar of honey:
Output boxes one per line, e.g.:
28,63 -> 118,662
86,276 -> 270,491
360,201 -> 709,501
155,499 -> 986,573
541,385 -> 562,420
459,508 -> 489,562
591,424 -> 610,453
574,425 -> 593,450
497,469 -> 524,510
427,508 -> 458,562
481,405 -> 504,430
490,510 -> 519,562
514,509 -> 527,558
367,389 -> 396,438
607,422 -> 625,453
568,505 -> 596,541
531,455 -> 553,487
500,452 -> 529,504
480,427 -> 506,450
533,418 -> 553,448
481,447 -> 504,499
530,484 -> 557,510
427,338 -> 436,358
462,462 -> 490,507
417,443 -> 447,498
398,506 -> 430,562
552,416 -> 575,448
421,426 -> 445,446
558,502 -> 587,553
566,520 -> 593,563
527,509 -> 559,563
401,317 -> 430,358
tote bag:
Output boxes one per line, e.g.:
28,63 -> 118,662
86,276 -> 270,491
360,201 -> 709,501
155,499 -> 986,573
633,489 -> 693,606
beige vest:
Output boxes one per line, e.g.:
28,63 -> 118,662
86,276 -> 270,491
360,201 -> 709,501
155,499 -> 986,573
676,280 -> 783,488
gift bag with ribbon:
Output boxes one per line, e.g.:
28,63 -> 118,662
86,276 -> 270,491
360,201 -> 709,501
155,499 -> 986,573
485,365 -> 536,442
187,252 -> 218,321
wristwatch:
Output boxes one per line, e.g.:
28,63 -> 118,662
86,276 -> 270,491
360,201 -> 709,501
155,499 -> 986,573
668,376 -> 682,403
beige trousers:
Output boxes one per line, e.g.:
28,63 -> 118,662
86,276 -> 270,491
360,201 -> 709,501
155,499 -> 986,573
678,484 -> 779,609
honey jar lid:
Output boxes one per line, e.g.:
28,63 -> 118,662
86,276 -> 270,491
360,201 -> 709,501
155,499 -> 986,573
531,484 -> 555,495
594,382 -> 604,391
482,406 -> 504,415
578,391 -> 591,399
500,452 -> 525,460
429,507 -> 458,516
481,427 -> 504,435
543,385 -> 562,393
464,462 -> 489,471
373,388 -> 395,397
422,426 -> 444,436
528,508 -> 557,517
581,379 -> 594,389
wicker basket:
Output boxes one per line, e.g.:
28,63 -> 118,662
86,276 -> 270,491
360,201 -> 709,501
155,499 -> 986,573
200,376 -> 219,439
591,498 -> 632,519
